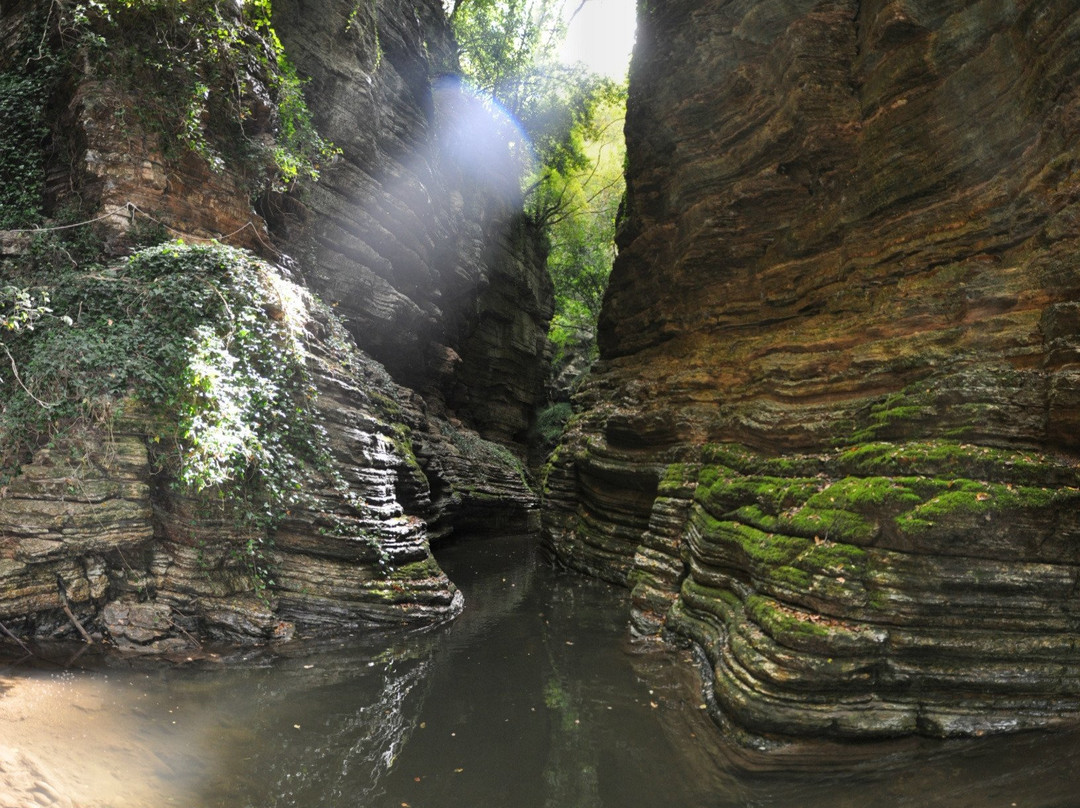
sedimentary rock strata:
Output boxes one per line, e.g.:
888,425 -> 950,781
0,264 -> 469,647
544,0 -> 1080,739
0,0 -> 547,648
273,0 -> 553,446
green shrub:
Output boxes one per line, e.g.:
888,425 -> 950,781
2,242 -> 329,521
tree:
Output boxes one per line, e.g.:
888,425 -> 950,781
543,95 -> 624,362
448,0 -> 627,398
448,0 -> 616,189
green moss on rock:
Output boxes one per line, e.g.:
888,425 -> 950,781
745,594 -> 830,640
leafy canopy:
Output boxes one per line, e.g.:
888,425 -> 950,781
449,0 -> 621,189
448,0 -> 628,371
543,95 -> 625,361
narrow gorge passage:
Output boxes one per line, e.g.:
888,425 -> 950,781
3,0 -> 1080,794
3,533 -> 1080,808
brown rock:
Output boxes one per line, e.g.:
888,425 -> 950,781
545,0 -> 1080,739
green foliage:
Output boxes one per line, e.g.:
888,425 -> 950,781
534,401 -> 572,444
453,0 -> 572,163
0,10 -> 64,230
450,1 -> 628,380
449,0 -> 622,199
1,241 -> 335,593
0,71 -> 50,228
75,0 -> 337,193
0,286 -> 64,335
0,0 -> 336,229
544,95 -> 625,361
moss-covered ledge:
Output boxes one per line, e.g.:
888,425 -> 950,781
654,441 -> 1080,740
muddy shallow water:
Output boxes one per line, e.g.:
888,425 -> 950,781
3,533 -> 1080,807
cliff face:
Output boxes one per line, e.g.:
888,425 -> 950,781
1,264 -> 464,648
544,0 -> 1080,739
0,0 -> 549,648
272,0 -> 553,448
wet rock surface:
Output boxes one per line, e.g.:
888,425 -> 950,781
544,0 -> 1080,739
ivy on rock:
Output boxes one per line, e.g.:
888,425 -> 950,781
1,241 -> 341,593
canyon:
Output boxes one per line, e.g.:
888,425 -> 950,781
2,0 -> 1080,746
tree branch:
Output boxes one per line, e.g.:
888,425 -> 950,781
3,344 -> 56,409
567,0 -> 591,24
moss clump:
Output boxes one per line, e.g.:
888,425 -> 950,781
837,441 -> 1080,488
701,443 -> 820,477
896,480 -> 1069,534
851,397 -> 931,443
774,506 -> 876,545
701,516 -> 804,567
690,505 -> 864,592
695,441 -> 1080,551
387,557 -> 443,581
659,461 -> 700,495
695,461 -> 822,517
679,578 -> 741,621
805,476 -> 926,511
800,537 -> 866,573
694,467 -> 878,546
745,594 -> 829,640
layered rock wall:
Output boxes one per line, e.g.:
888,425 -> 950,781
544,0 -> 1080,739
0,252 -> 478,649
273,0 -> 552,447
0,0 -> 549,649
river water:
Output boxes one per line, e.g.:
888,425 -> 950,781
2,533 -> 1080,807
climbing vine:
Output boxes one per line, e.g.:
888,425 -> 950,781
0,71 -> 51,228
0,241 -> 337,593
83,0 -> 337,191
0,0 -> 65,229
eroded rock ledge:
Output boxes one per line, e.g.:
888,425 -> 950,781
543,0 -> 1080,739
0,250 -> 539,651
0,0 -> 548,650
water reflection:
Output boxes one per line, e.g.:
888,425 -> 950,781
2,534 -> 1080,807
196,649 -> 433,807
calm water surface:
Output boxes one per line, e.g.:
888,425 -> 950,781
3,533 -> 1080,807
